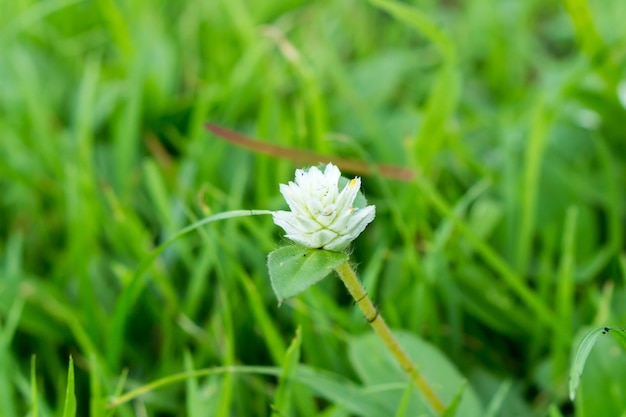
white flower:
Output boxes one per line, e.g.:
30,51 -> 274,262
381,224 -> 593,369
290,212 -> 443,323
272,163 -> 376,251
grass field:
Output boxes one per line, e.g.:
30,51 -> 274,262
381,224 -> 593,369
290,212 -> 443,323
1,0 -> 625,416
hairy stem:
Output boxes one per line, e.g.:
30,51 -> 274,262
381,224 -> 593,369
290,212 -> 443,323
335,261 -> 446,415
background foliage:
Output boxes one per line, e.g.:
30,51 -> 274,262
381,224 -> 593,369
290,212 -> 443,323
0,0 -> 624,416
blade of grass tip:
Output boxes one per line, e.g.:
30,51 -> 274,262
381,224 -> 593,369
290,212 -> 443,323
272,327 -> 302,417
441,380 -> 467,417
62,356 -> 77,417
594,281 -> 614,325
204,123 -> 416,181
569,326 -> 606,401
607,328 -> 626,351
106,209 -> 272,368
30,355 -> 38,417
483,380 -> 513,417
393,383 -> 412,417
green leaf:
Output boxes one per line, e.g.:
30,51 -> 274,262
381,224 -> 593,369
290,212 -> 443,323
570,327 -> 626,414
293,365 -> 391,417
62,356 -> 77,417
348,331 -> 483,416
568,326 -> 605,401
109,364 -> 390,416
267,246 -> 348,304
272,327 -> 302,417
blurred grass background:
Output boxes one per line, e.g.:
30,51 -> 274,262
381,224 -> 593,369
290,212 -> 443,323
0,0 -> 625,415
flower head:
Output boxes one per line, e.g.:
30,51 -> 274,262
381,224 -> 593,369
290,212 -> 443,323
272,163 -> 376,251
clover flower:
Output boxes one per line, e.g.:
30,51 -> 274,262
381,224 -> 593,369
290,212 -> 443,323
272,163 -> 376,251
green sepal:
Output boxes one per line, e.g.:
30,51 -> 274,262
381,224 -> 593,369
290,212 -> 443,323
267,245 -> 348,304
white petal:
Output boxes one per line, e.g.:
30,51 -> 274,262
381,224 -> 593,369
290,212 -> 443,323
294,168 -> 309,186
272,211 -> 302,235
283,182 -> 313,213
345,205 -> 376,237
322,235 -> 353,251
294,213 -> 323,232
283,233 -> 317,248
306,229 -> 339,248
323,163 -> 341,186
315,204 -> 337,227
297,165 -> 322,190
335,177 -> 361,214
306,195 -> 325,216
329,210 -> 352,232
323,206 -> 375,250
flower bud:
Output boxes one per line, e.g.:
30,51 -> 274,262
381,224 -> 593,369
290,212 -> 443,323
273,163 -> 375,251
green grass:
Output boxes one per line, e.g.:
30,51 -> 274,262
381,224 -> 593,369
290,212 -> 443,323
1,0 -> 625,416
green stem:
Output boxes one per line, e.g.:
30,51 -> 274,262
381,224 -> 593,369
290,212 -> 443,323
335,261 -> 446,415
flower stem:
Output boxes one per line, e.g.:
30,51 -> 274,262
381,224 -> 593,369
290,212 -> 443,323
335,261 -> 446,415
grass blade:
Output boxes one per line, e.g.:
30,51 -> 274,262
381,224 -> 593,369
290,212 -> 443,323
272,327 -> 302,417
106,209 -> 272,368
608,328 -> 626,351
569,326 -> 605,400
62,356 -> 77,417
441,381 -> 466,417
